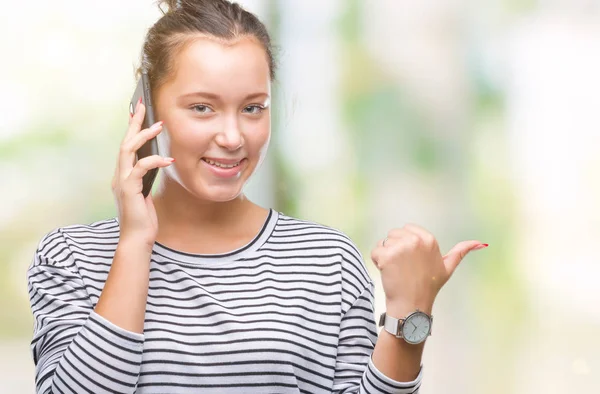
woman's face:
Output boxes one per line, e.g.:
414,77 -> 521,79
154,36 -> 271,202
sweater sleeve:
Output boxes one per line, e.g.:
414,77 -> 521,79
27,230 -> 145,393
332,282 -> 423,393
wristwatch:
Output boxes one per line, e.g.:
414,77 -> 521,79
378,309 -> 433,345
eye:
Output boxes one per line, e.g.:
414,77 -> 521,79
242,105 -> 265,115
191,104 -> 214,114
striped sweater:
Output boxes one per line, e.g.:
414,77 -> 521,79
27,209 -> 423,393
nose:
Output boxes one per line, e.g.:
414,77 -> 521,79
215,116 -> 243,151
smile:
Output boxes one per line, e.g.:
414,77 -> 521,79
201,158 -> 241,168
200,157 -> 247,179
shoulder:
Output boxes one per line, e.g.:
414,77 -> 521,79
30,217 -> 120,269
272,212 -> 373,288
59,217 -> 120,242
274,212 -> 360,250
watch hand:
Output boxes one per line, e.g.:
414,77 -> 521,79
411,322 -> 419,334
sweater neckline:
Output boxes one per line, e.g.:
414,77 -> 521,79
116,209 -> 278,266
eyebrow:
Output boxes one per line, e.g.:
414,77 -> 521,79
180,91 -> 269,101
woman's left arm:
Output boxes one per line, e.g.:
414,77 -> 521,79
331,224 -> 487,393
370,224 -> 488,382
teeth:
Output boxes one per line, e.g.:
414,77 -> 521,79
203,159 -> 240,168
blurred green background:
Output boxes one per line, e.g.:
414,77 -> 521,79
1,0 -> 599,392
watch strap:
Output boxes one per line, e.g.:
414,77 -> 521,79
378,312 -> 403,338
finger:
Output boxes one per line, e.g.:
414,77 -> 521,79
128,155 -> 174,182
370,245 -> 391,270
370,245 -> 380,269
119,99 -> 146,172
119,118 -> 160,174
370,251 -> 381,269
442,240 -> 486,275
124,99 -> 146,141
128,107 -> 133,126
118,141 -> 137,174
128,97 -> 142,126
127,121 -> 163,152
379,235 -> 400,248
386,228 -> 407,239
404,223 -> 437,246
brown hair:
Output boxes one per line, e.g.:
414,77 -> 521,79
137,0 -> 276,92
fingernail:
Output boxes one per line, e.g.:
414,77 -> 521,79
139,97 -> 143,104
472,243 -> 489,251
165,157 -> 175,163
151,121 -> 163,131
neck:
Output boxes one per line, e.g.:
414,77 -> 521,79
153,177 -> 256,233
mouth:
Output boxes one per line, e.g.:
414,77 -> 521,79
200,157 -> 247,178
201,158 -> 242,168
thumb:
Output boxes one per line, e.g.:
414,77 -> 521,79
442,240 -> 487,275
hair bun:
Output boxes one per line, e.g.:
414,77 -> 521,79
157,0 -> 179,14
158,0 -> 228,14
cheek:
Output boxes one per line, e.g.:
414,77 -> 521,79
246,120 -> 271,155
169,119 -> 214,154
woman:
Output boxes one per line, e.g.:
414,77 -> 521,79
27,1 -> 488,393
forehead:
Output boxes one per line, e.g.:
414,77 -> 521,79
167,35 -> 271,97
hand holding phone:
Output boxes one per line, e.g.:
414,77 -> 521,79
110,74 -> 174,245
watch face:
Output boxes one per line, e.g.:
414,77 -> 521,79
402,311 -> 432,344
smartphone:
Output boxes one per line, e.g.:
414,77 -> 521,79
129,72 -> 159,197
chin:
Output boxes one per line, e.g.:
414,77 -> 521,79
191,181 -> 246,203
204,190 -> 243,202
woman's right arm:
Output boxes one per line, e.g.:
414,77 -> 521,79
28,100 -> 173,393
96,99 -> 172,333
28,231 -> 146,394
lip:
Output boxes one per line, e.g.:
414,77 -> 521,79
201,157 -> 247,178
